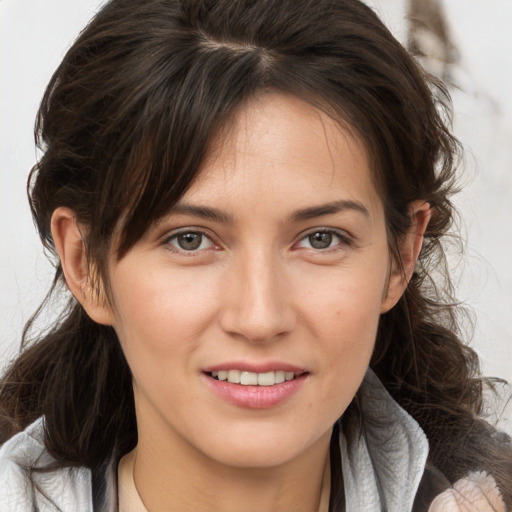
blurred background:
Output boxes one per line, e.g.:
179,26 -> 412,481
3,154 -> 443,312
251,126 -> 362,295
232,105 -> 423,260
1,0 -> 511,380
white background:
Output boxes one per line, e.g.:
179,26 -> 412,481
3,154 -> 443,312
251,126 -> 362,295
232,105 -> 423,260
1,0 -> 511,380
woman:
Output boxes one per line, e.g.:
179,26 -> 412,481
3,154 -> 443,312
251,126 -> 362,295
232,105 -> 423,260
0,0 -> 510,510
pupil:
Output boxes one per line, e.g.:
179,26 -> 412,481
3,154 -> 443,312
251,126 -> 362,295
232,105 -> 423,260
178,233 -> 202,250
309,232 -> 332,249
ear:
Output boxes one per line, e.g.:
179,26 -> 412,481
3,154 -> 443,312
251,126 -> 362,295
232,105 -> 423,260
51,207 -> 114,325
380,200 -> 431,313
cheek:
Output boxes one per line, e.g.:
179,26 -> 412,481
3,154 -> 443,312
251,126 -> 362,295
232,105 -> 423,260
299,264 -> 387,335
316,296 -> 381,422
295,263 -> 387,390
109,261 -> 221,359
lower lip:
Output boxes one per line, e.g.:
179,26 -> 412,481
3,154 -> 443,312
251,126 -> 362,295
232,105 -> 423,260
203,373 -> 307,409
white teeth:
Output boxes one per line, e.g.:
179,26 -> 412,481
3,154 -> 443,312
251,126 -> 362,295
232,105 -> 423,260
275,370 -> 285,384
240,371 -> 258,385
227,370 -> 241,384
257,371 -> 275,386
211,370 -> 299,386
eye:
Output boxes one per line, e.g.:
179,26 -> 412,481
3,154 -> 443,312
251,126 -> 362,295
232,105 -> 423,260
296,230 -> 348,250
166,231 -> 214,252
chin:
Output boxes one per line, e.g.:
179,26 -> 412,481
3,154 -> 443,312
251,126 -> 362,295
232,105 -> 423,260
207,444 -> 303,469
197,424 -> 331,470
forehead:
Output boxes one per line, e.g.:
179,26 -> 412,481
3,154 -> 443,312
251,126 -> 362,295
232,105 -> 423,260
183,92 -> 384,222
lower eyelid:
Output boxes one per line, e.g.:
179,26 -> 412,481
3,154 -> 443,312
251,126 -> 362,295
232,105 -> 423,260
164,231 -> 216,252
296,230 -> 350,250
161,228 -> 351,253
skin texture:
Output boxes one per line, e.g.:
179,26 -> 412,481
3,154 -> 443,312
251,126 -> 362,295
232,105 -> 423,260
52,93 -> 430,512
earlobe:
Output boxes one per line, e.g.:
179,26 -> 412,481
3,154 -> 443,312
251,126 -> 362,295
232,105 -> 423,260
380,200 -> 432,313
51,207 -> 114,325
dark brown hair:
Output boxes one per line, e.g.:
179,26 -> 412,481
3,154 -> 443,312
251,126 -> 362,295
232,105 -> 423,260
1,0 -> 511,508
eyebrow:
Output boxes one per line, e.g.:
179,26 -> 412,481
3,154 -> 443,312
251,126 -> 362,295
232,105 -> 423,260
165,199 -> 369,225
167,203 -> 234,223
289,200 -> 370,222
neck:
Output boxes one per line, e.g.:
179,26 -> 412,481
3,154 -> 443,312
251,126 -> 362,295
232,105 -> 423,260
132,422 -> 332,512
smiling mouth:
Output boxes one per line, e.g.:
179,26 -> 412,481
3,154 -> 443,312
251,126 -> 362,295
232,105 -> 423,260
207,370 -> 304,386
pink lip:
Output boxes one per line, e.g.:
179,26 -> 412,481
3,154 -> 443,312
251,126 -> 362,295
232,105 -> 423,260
202,372 -> 308,409
202,361 -> 306,374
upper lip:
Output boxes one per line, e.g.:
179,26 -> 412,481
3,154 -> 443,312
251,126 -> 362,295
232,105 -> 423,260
202,361 -> 306,374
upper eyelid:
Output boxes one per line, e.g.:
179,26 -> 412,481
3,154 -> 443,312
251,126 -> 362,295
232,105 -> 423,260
161,226 -> 216,242
158,226 -> 353,248
161,228 -> 219,252
296,227 -> 352,242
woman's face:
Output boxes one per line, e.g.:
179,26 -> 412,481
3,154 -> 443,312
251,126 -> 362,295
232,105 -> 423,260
105,93 -> 404,469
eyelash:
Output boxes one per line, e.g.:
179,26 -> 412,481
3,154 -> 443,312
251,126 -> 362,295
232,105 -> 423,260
163,230 -> 217,254
294,229 -> 351,252
162,228 -> 351,255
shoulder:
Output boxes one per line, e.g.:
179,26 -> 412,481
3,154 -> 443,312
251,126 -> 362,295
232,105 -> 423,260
428,471 -> 506,512
0,418 -> 93,511
0,417 -> 50,509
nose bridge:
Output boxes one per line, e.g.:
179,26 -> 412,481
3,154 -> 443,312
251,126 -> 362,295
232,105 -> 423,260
220,245 -> 293,342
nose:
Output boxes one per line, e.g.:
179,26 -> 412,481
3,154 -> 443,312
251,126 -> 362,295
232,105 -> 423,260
219,249 -> 295,343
